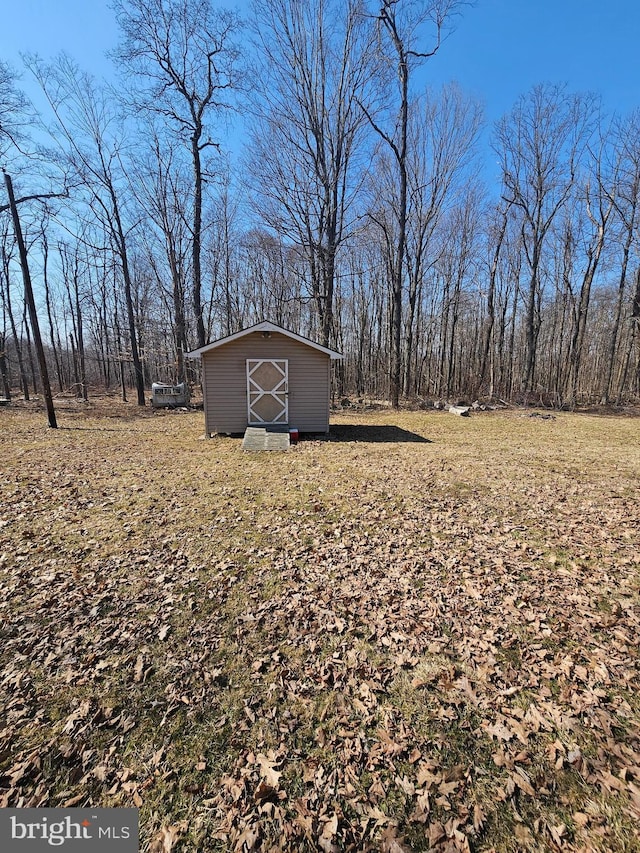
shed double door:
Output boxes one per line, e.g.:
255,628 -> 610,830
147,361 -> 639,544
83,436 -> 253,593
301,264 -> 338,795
246,359 -> 289,425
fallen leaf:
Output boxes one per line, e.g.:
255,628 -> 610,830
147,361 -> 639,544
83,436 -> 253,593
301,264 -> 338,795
149,822 -> 187,853
256,752 -> 282,788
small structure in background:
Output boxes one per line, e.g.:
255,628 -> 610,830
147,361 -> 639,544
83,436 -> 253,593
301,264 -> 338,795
151,382 -> 190,408
187,321 -> 342,436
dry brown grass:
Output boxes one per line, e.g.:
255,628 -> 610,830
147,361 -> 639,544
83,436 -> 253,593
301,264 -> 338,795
0,398 -> 639,852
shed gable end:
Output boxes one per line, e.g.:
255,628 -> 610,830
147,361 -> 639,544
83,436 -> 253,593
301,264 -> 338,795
201,331 -> 331,434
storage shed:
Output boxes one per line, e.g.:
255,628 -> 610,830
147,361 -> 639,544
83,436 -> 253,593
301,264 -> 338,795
187,321 -> 342,436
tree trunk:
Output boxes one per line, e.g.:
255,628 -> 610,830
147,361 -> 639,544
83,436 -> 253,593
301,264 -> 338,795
73,263 -> 88,401
0,331 -> 10,399
390,61 -> 408,409
69,333 -> 79,392
1,245 -> 29,400
42,236 -> 64,393
480,207 -> 509,390
522,260 -> 539,394
191,131 -> 206,349
22,302 -> 38,395
113,277 -> 127,403
111,196 -> 145,406
4,171 -> 57,428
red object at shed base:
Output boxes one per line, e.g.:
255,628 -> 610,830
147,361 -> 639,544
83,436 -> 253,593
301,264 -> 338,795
289,428 -> 299,444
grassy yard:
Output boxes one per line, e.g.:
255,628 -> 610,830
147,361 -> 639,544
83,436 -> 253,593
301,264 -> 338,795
0,399 -> 639,852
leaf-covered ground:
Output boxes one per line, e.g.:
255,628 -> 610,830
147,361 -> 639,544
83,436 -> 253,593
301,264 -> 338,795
0,400 -> 639,852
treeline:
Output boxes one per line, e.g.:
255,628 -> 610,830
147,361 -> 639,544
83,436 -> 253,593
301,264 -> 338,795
1,0 -> 639,409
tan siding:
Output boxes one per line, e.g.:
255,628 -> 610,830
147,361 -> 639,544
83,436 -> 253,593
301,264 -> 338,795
202,331 -> 331,434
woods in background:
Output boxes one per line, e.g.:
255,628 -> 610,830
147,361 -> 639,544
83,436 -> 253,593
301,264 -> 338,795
1,0 -> 639,409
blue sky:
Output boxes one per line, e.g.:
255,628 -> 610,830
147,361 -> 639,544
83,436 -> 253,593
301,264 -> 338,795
428,0 -> 640,123
1,0 -> 638,161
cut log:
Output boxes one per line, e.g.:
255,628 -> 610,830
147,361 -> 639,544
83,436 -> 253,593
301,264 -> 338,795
448,405 -> 470,417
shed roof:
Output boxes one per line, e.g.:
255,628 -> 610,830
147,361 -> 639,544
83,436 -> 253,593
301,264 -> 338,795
186,321 -> 343,360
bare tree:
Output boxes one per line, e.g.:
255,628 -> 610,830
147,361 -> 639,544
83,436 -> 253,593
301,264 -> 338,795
0,226 -> 29,399
127,130 -> 191,384
361,0 -> 466,407
431,185 -> 480,398
113,0 -> 241,350
478,199 -> 512,394
206,179 -> 242,337
0,60 -> 31,160
600,111 -> 640,403
403,82 -> 482,395
59,241 -> 91,400
249,0 -> 373,348
0,59 -> 66,417
3,171 -> 58,427
27,55 -> 147,405
564,135 -> 615,407
493,84 -> 597,395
